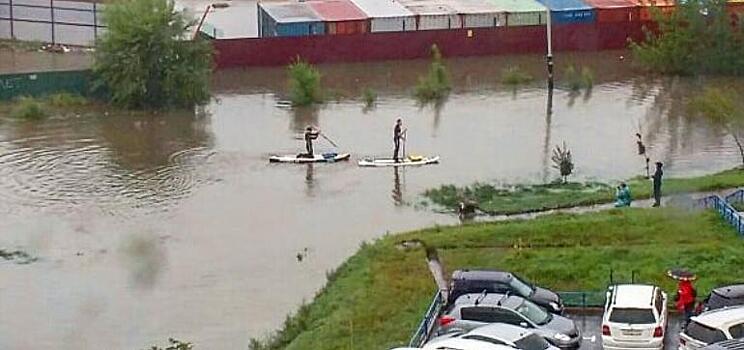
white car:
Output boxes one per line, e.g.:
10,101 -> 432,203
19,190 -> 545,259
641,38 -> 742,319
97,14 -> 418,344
421,338 -> 523,349
601,284 -> 668,350
679,305 -> 744,350
426,323 -> 559,350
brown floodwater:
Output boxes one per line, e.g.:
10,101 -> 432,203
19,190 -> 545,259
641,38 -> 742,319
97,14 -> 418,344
0,52 -> 741,349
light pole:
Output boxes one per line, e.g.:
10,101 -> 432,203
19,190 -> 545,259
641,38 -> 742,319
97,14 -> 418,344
546,8 -> 554,89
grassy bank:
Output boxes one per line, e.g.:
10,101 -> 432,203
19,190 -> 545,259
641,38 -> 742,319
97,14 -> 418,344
423,168 -> 744,215
250,208 -> 744,349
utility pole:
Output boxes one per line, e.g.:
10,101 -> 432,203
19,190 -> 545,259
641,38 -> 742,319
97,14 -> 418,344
546,9 -> 554,89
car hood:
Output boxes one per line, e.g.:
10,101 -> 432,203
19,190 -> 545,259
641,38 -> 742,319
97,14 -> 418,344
544,314 -> 579,338
532,287 -> 561,307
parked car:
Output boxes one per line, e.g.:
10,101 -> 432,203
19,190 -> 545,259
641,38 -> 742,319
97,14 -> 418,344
406,338 -> 522,350
437,293 -> 581,349
700,338 -> 744,350
601,284 -> 668,350
679,305 -> 744,350
427,323 -> 559,350
701,284 -> 744,312
448,269 -> 565,314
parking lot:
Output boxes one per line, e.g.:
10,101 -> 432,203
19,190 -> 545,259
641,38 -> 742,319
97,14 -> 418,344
567,311 -> 684,350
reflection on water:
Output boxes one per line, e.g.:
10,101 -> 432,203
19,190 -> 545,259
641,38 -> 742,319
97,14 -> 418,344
1,52 -> 743,349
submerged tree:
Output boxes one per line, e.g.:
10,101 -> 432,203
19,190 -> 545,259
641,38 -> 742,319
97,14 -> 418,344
690,88 -> 744,166
145,338 -> 193,350
288,58 -> 323,106
630,0 -> 744,75
551,141 -> 574,183
415,44 -> 451,102
94,0 -> 213,109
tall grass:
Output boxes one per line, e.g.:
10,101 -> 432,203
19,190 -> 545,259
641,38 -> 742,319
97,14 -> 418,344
563,65 -> 594,91
46,93 -> 89,108
415,45 -> 451,102
11,96 -> 48,120
501,66 -> 533,85
288,58 -> 323,106
362,88 -> 377,109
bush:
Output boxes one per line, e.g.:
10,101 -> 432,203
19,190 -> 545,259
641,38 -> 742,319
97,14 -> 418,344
415,44 -> 451,102
288,58 -> 323,106
47,93 -> 88,108
551,141 -> 574,183
93,0 -> 213,109
362,88 -> 377,109
564,65 -> 593,91
501,66 -> 533,85
11,96 -> 47,119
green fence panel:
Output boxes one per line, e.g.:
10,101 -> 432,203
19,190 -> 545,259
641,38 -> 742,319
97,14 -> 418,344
0,70 -> 94,101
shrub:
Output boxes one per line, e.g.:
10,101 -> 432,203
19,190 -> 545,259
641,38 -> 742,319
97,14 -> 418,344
414,44 -> 451,102
288,58 -> 323,106
501,66 -> 533,85
11,96 -> 47,119
564,65 -> 594,91
362,88 -> 377,109
94,0 -> 213,109
47,93 -> 88,108
551,141 -> 574,183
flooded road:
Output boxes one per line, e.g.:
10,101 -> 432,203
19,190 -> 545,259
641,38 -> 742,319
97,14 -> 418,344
0,52 -> 741,349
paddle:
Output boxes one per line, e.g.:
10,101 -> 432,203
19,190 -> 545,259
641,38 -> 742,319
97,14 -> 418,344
319,133 -> 339,148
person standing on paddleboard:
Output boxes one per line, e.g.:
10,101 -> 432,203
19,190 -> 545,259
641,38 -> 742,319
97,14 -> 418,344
393,118 -> 406,162
304,126 -> 320,157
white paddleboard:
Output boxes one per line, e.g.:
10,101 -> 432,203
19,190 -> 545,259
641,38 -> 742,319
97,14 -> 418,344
269,153 -> 351,164
358,155 -> 440,167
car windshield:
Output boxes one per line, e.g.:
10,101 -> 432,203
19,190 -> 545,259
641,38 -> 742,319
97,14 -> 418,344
514,333 -> 551,350
685,321 -> 728,344
516,299 -> 551,325
609,308 -> 656,324
708,291 -> 744,310
510,277 -> 535,297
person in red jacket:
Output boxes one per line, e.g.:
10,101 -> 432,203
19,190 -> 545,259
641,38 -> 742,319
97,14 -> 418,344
676,279 -> 697,325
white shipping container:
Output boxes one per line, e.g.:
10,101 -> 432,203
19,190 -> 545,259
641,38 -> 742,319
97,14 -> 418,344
349,0 -> 417,32
506,11 -> 545,25
447,0 -> 506,28
400,0 -> 461,30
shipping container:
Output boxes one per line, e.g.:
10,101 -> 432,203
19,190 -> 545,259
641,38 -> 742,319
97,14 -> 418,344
307,0 -> 369,35
445,0 -> 507,28
486,0 -> 548,26
536,0 -> 596,24
349,0 -> 416,32
583,0 -> 639,22
258,2 -> 325,37
399,0 -> 463,30
635,0 -> 675,21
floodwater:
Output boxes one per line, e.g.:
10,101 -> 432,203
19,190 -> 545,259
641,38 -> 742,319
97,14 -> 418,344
0,52 -> 741,349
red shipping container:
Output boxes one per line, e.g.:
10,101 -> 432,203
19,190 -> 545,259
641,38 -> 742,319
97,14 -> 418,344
727,1 -> 744,25
307,0 -> 369,34
584,0 -> 640,22
635,0 -> 675,21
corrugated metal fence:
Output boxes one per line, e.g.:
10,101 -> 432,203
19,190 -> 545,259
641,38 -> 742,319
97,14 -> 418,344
0,0 -> 106,46
0,69 -> 92,100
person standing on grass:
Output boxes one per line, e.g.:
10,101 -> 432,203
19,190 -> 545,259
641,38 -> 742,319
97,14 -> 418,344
652,162 -> 663,207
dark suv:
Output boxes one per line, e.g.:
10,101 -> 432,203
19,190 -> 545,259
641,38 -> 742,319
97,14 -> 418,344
448,269 -> 564,314
702,284 -> 744,312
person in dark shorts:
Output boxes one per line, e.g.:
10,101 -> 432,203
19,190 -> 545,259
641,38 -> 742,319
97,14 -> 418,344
304,126 -> 319,157
393,118 -> 406,162
652,162 -> 663,207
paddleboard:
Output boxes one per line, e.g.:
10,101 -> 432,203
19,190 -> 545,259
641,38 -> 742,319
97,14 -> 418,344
358,155 -> 440,167
269,152 -> 351,163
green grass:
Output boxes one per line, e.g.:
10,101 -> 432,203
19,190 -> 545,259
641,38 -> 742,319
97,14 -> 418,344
10,96 -> 48,120
423,168 -> 744,215
362,88 -> 377,109
563,65 -> 594,91
249,208 -> 744,350
46,92 -> 89,108
501,66 -> 534,85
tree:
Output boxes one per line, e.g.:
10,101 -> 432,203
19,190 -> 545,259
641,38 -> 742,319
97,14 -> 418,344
690,88 -> 744,166
288,58 -> 323,106
94,0 -> 212,109
414,44 -> 451,102
551,141 -> 574,183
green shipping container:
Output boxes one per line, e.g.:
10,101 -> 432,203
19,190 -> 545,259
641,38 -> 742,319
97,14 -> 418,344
486,0 -> 548,26
0,70 -> 93,101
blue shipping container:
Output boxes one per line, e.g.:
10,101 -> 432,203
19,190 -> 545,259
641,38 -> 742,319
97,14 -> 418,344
536,0 -> 596,24
258,2 -> 326,37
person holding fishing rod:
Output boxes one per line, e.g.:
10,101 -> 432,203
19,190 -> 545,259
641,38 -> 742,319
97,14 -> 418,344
393,118 -> 407,163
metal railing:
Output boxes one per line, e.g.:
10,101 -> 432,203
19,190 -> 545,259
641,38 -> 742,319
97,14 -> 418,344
0,0 -> 106,46
408,290 -> 446,347
697,192 -> 744,236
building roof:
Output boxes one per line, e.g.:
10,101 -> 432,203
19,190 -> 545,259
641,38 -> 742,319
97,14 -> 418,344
348,0 -> 414,18
535,0 -> 593,11
307,0 -> 368,21
443,0 -> 506,14
259,2 -> 322,24
582,0 -> 638,9
693,305 -> 744,329
399,0 -> 459,15
485,0 -> 547,12
612,284 -> 656,309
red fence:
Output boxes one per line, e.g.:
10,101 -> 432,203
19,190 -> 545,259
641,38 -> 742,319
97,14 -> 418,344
213,21 -> 650,68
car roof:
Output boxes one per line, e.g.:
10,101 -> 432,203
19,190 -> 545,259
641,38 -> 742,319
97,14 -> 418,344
611,284 -> 657,308
453,293 -> 524,309
465,323 -> 532,341
712,284 -> 744,299
423,337 -> 518,350
452,269 -> 512,283
692,305 -> 744,329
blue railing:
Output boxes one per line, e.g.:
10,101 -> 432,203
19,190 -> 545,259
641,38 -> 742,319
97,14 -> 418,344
409,290 -> 446,347
725,189 -> 744,205
697,192 -> 744,236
